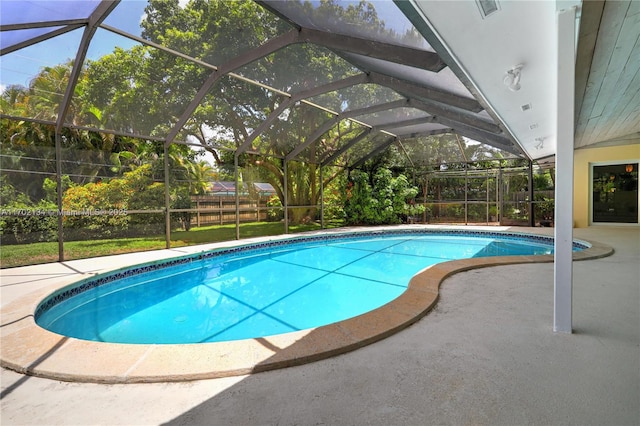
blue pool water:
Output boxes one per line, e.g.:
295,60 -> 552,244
36,231 -> 568,344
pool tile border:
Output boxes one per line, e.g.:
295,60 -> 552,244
1,227 -> 613,383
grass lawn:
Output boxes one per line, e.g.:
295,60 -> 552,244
1,221 -> 342,269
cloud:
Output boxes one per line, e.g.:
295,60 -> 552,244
0,84 -> 6,95
140,0 -> 190,25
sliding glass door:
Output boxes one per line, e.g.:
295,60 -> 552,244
592,162 -> 639,224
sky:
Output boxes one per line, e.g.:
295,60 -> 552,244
0,0 -> 152,93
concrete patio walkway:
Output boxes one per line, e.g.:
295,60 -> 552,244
1,226 -> 638,425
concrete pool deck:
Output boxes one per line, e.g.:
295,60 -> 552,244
1,225 -> 638,425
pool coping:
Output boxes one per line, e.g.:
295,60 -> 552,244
0,226 -> 614,383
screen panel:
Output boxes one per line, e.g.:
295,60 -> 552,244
265,0 -> 434,51
1,29 -> 84,121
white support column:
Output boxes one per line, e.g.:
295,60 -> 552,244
554,6 -> 577,334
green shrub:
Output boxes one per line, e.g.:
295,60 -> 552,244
170,186 -> 192,231
322,186 -> 345,221
0,177 -> 58,244
344,168 -> 424,225
62,164 -> 166,239
62,178 -> 131,239
0,199 -> 58,244
266,195 -> 283,221
534,195 -> 554,221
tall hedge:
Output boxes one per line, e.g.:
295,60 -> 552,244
344,168 -> 424,225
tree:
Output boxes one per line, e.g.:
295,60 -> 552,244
128,0 -> 410,224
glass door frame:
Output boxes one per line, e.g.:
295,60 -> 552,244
589,160 -> 640,226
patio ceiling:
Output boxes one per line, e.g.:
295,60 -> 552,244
398,0 -> 640,161
574,0 -> 640,150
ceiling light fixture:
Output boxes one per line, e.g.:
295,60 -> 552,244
534,136 -> 546,150
504,64 -> 523,91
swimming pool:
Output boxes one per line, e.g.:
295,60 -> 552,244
35,230 -> 582,345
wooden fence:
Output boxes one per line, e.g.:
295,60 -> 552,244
190,195 -> 273,226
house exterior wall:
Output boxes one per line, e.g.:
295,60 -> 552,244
573,141 -> 640,227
